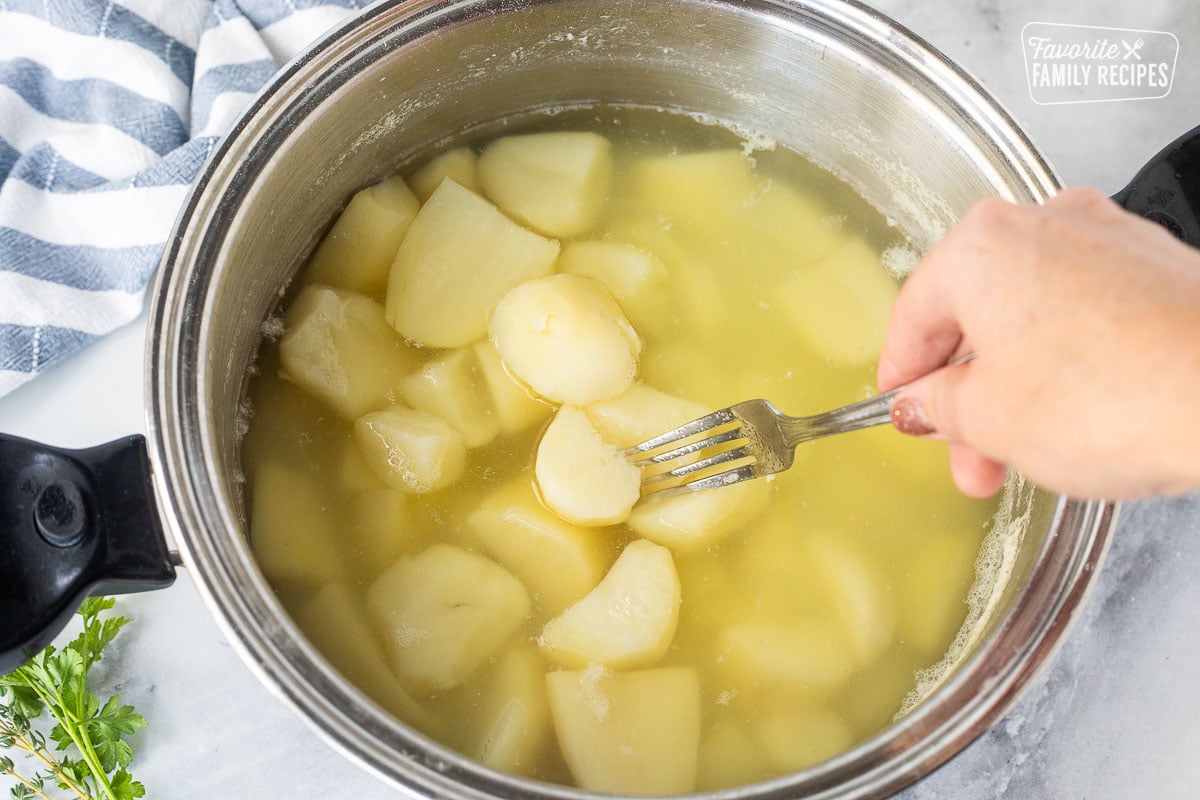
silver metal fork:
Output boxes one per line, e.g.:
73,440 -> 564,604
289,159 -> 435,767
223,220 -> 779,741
626,355 -> 972,500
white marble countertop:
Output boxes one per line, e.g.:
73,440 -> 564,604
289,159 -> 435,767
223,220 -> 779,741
2,0 -> 1198,797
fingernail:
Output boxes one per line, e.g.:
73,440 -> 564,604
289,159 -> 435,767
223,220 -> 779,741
892,396 -> 937,437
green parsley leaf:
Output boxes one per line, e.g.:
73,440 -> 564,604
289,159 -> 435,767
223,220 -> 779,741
0,598 -> 147,800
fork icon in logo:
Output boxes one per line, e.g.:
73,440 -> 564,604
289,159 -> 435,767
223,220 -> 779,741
1122,38 -> 1146,60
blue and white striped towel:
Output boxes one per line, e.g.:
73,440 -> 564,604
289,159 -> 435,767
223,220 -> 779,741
0,0 -> 365,398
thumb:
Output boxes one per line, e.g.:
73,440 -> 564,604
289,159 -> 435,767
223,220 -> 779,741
889,361 -> 974,442
890,362 -> 1008,497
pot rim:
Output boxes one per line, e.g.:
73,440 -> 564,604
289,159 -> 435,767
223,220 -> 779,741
146,0 -> 1115,798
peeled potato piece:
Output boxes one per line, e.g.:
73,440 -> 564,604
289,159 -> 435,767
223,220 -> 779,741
628,477 -> 769,554
799,534 -> 896,666
585,383 -> 708,448
756,707 -> 855,773
468,646 -> 552,776
305,175 -> 420,298
540,539 -> 680,669
336,436 -> 395,492
366,543 -> 531,691
355,406 -> 467,494
558,240 -> 666,325
478,132 -> 612,238
546,666 -> 700,795
490,274 -> 641,405
715,619 -> 856,697
535,405 -> 641,527
472,340 -> 551,434
250,461 -> 341,587
401,348 -> 499,448
778,237 -> 899,365
697,718 -> 775,791
387,179 -> 560,347
738,528 -> 896,667
632,150 -> 758,234
409,146 -> 479,202
336,443 -> 425,565
467,478 -> 609,615
745,181 -> 846,268
346,487 -> 412,568
295,583 -> 437,734
278,285 -> 416,419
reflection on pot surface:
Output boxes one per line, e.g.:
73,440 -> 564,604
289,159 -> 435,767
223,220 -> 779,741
240,107 -> 1003,794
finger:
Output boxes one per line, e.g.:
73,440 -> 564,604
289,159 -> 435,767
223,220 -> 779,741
880,197 -> 1036,391
875,211 -> 991,392
948,442 -> 1007,498
876,251 -> 962,391
889,358 -> 974,442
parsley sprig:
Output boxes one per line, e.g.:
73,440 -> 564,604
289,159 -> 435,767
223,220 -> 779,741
0,598 -> 146,800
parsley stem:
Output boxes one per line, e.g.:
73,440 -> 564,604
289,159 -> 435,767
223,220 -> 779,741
5,765 -> 58,800
0,724 -> 90,799
53,710 -> 117,800
20,678 -> 116,800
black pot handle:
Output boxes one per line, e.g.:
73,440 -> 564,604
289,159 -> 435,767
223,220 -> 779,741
1112,123 -> 1200,243
0,434 -> 175,674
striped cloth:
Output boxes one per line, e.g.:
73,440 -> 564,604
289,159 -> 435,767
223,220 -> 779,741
0,0 -> 364,398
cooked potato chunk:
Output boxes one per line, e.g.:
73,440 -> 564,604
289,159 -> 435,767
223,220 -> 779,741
627,477 -> 768,553
540,539 -> 680,668
304,175 -> 420,298
401,348 -> 499,448
295,583 -> 437,734
715,619 -> 856,697
478,132 -> 611,237
535,405 -> 641,526
366,544 -> 531,691
749,183 -> 845,266
738,529 -> 895,667
558,240 -> 666,325
778,238 -> 898,365
585,383 -> 708,448
632,150 -> 758,233
467,478 -> 609,614
756,707 -> 854,772
468,646 -> 552,776
278,285 -> 415,419
546,666 -> 700,795
386,180 -> 560,347
801,534 -> 896,666
471,340 -> 551,434
697,718 -> 774,791
490,274 -> 641,405
409,146 -> 479,202
355,406 -> 467,494
346,487 -> 412,568
250,461 -> 341,586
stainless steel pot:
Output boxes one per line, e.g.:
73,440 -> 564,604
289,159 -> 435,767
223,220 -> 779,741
11,0 -> 1200,796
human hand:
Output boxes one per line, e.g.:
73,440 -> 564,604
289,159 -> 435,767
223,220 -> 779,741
877,187 -> 1200,500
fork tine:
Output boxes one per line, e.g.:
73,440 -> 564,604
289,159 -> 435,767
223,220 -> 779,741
624,408 -> 738,455
641,463 -> 761,500
641,445 -> 754,486
629,427 -> 745,468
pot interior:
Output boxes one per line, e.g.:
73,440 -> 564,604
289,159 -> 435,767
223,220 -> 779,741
152,0 -> 1110,797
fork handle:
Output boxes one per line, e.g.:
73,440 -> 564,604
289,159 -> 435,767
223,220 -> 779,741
782,352 -> 976,446
781,387 -> 901,445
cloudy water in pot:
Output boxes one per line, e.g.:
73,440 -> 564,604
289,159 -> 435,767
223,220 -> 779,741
237,106 -> 997,793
